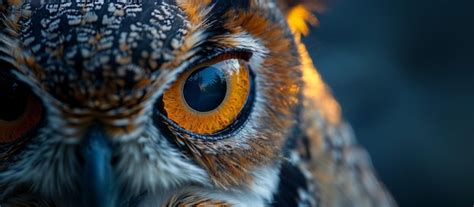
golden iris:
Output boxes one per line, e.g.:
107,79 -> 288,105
0,76 -> 43,143
162,58 -> 251,135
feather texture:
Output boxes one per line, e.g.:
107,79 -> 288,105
0,0 -> 395,206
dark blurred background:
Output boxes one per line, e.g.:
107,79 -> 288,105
303,0 -> 474,206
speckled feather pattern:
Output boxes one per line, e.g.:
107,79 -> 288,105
0,0 -> 395,206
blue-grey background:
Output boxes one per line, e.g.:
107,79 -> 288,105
303,0 -> 474,206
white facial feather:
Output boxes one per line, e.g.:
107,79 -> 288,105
115,122 -> 210,195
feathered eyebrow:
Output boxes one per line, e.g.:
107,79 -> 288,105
167,0 -> 253,66
198,0 -> 256,38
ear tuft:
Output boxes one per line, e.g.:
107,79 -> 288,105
279,0 -> 326,38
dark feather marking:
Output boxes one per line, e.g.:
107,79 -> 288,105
281,103 -> 303,158
272,161 -> 312,207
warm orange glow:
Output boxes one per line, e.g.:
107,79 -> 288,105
299,41 -> 341,125
287,5 -> 342,125
163,59 -> 251,135
287,5 -> 319,39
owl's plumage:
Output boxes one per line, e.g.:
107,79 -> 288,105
0,0 -> 395,206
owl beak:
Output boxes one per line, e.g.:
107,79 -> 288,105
80,126 -> 118,207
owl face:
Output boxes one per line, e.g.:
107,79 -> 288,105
0,0 -> 306,206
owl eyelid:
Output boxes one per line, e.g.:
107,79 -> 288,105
169,50 -> 252,88
188,49 -> 253,71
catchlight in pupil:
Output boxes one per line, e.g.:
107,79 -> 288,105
183,66 -> 227,112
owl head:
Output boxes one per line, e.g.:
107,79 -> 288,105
0,0 -> 330,206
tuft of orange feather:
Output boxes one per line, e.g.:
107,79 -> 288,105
287,5 -> 318,38
280,0 -> 327,38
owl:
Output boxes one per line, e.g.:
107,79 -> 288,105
0,0 -> 396,206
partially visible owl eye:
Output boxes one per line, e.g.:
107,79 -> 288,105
0,74 -> 43,143
160,56 -> 253,135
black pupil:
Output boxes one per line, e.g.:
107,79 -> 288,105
183,66 -> 227,112
0,76 -> 28,121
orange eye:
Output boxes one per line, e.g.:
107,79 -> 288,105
0,75 -> 43,143
162,58 -> 251,135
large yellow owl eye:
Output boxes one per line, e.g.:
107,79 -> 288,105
0,75 -> 43,143
161,57 -> 252,135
